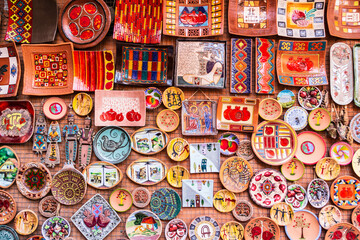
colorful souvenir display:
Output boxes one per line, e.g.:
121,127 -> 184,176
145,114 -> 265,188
352,149 -> 360,178
232,200 -> 253,222
236,140 -> 255,161
213,189 -> 236,213
308,108 -> 331,131
45,121 -> 61,168
0,226 -> 19,240
132,187 -> 151,209
39,196 -> 61,218
325,223 -> 360,240
218,133 -> 239,156
331,175 -> 360,209
145,88 -> 162,110
83,161 -> 122,190
298,86 -> 323,110
126,210 -> 162,240
162,87 -> 184,110
220,221 -> 244,240
150,188 -> 181,220
285,210 -> 321,240
353,44 -> 360,107
156,109 -> 179,132
63,114 -> 79,164
284,106 -> 308,131
281,158 -> 305,181
315,157 -> 340,181
188,216 -> 220,240
126,158 -> 167,186
319,205 -> 342,230
190,143 -> 220,173
72,93 -> 93,116
109,188 -> 133,212
0,190 -> 16,224
43,97 -> 68,121
258,98 -> 282,120
167,165 -> 190,188
307,178 -> 330,208
42,216 -> 70,240
270,202 -> 294,226
295,131 -> 326,165
165,219 -> 187,240
255,38 -> 275,94
167,138 -> 189,161
285,184 -> 308,211
330,142 -> 354,165
14,210 -> 38,235
182,179 -> 213,208
244,217 -> 280,240
277,90 -> 295,108
0,42 -> 21,98
77,116 -> 95,169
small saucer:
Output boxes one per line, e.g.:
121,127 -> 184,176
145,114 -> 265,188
259,98 -> 283,120
109,188 -> 133,212
308,108 -> 331,131
167,138 -> 189,161
156,109 -> 179,132
14,210 -> 38,235
145,87 -> 162,110
213,189 -> 236,213
315,157 -> 340,181
270,202 -> 294,226
307,178 -> 329,208
132,187 -> 151,208
72,92 -> 93,116
284,106 -> 308,131
285,184 -> 308,211
232,200 -> 253,222
218,132 -> 240,156
281,158 -> 305,181
277,90 -> 295,108
330,142 -> 354,165
43,97 -> 68,120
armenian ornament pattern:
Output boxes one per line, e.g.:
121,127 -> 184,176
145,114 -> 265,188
231,38 -> 252,94
0,42 -> 20,97
256,38 -> 275,94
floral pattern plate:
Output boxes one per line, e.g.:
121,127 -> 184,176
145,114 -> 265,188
165,219 -> 187,240
352,204 -> 360,229
284,106 -> 308,131
325,223 -> 360,240
350,113 -> 360,143
285,210 -> 321,240
298,86 -> 322,110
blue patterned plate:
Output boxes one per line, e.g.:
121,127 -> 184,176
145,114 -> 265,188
150,188 -> 181,221
0,226 -> 18,240
284,106 -> 308,131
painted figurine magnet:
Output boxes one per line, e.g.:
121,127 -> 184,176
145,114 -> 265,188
78,116 -> 95,169
44,121 -> 61,168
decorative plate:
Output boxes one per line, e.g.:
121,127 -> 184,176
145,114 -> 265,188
330,43 -> 353,105
43,97 -> 68,120
277,40 -> 328,86
182,179 -> 214,208
270,202 -> 294,226
285,184 -> 308,211
331,176 -> 360,210
284,106 -> 308,131
251,120 -> 297,166
0,226 -> 19,240
295,131 -> 326,165
218,132 -> 240,156
285,210 -> 321,240
188,216 -> 220,240
213,189 -> 236,213
131,127 -> 169,156
219,157 -> 253,193
350,113 -> 360,143
167,165 -> 190,188
16,162 -> 52,200
93,126 -> 131,164
163,0 -> 224,38
281,158 -> 305,181
255,38 -> 276,94
315,157 -> 340,181
244,217 -> 280,240
145,88 -> 162,109
39,196 -> 61,218
319,205 -> 342,230
132,187 -> 151,208
249,169 -> 287,208
162,87 -> 184,110
330,142 -> 354,165
167,138 -> 189,161
352,149 -> 360,178
258,98 -> 282,121
26,236 -> 45,240
0,190 -> 16,224
232,200 -> 253,222
220,221 -> 244,240
14,210 -> 38,235
109,188 -> 133,212
354,45 -> 360,107
165,219 -> 187,240
307,178 -> 329,208
126,210 -> 162,240
83,161 -> 123,189
277,90 -> 295,108
72,92 -> 93,116
126,158 -> 167,186
0,42 -> 21,98
325,223 -> 360,240
71,194 -> 121,240
0,146 -> 19,188
191,143 -> 218,173
156,109 -> 179,132
308,108 -> 331,131
150,188 -> 181,220
298,86 -> 322,110
352,205 -> 360,229
42,216 -> 71,240
237,140 -> 255,160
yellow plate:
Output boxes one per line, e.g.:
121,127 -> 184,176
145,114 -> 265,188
162,87 -> 184,110
315,157 -> 340,181
72,92 -> 93,116
213,189 -> 236,213
167,137 -> 189,161
167,165 -> 190,188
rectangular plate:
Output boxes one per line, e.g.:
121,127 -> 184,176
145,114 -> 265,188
231,38 -> 252,94
182,179 -> 214,207
277,40 -> 328,86
189,143 -> 220,173
0,42 -> 21,98
256,38 -> 275,94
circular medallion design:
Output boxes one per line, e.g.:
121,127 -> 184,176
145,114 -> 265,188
315,157 -> 340,181
285,210 -> 321,240
43,97 -> 67,120
319,205 -> 341,230
167,165 -> 190,188
352,149 -> 360,178
39,196 -> 61,218
218,132 -> 240,156
220,221 -> 244,240
308,108 -> 331,131
49,103 -> 62,115
162,87 -> 184,110
42,216 -> 71,240
244,217 -> 280,240
132,187 -> 151,208
307,178 -> 329,208
14,210 -> 38,235
236,140 -> 255,160
285,184 -> 308,211
301,141 -> 315,154
109,188 -> 133,212
298,86 -> 322,110
72,92 -> 93,116
0,190 -> 16,224
150,188 -> 181,220
277,89 -> 295,108
281,158 -> 305,181
325,223 -> 360,240
0,226 -> 18,240
351,113 -> 360,143
188,216 -> 220,240
213,189 -> 236,213
295,131 -> 326,165
330,142 -> 354,165
331,175 -> 360,209
270,202 -> 294,226
167,138 -> 189,161
259,98 -> 282,120
145,87 -> 162,110
232,200 -> 253,222
351,204 -> 360,229
126,210 -> 162,240
156,109 -> 179,132
284,106 -> 308,131
165,219 -> 187,240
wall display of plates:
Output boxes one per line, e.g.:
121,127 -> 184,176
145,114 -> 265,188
72,93 -> 93,116
319,205 -> 342,230
236,140 -> 255,160
277,90 -> 296,109
232,200 -> 253,222
285,184 -> 308,211
126,210 -> 162,240
255,38 -> 276,94
330,142 -> 354,166
295,131 -> 326,165
0,146 -> 19,189
281,158 -> 305,181
39,196 -> 61,218
308,108 -> 331,131
258,98 -> 282,120
42,216 -> 71,240
284,106 -> 308,131
167,165 -> 190,188
307,178 -> 329,208
0,42 -> 21,98
325,223 -> 360,240
270,202 -> 294,226
213,189 -> 236,213
0,190 -> 16,224
109,188 -> 133,212
189,143 -> 220,173
182,179 -> 213,208
0,226 -> 19,240
145,88 -> 162,110
165,219 -> 187,240
352,205 -> 360,229
218,133 -> 239,156
126,158 -> 167,186
244,217 -> 280,240
167,138 -> 189,162
156,109 -> 179,133
285,210 -> 321,240
188,216 -> 220,240
353,44 -> 360,107
83,161 -> 122,190
131,127 -> 169,155
132,187 -> 151,208
315,157 -> 340,181
14,210 -> 38,235
352,149 -> 360,178
298,86 -> 322,110
331,175 -> 360,210
220,221 -> 244,240
150,188 -> 181,220
350,113 -> 360,143
43,97 -> 68,121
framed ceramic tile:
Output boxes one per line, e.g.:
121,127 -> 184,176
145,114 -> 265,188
182,179 -> 213,208
277,0 -> 326,38
230,38 -> 252,94
113,0 -> 162,44
228,0 -> 277,36
94,90 -> 146,127
73,50 -> 114,91
181,100 -> 217,136
189,143 -> 220,173
277,40 -> 328,86
163,0 -> 224,37
353,44 -> 360,107
0,42 -> 21,98
256,38 -> 275,94
115,43 -> 174,86
21,43 -> 74,96
175,40 -> 226,88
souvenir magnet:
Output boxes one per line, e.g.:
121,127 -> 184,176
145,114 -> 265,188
32,111 -> 47,156
295,131 -> 326,165
236,140 -> 255,160
132,187 -> 151,208
270,202 -> 294,226
167,165 -> 190,188
285,184 -> 308,211
329,142 -> 354,165
258,98 -> 282,120
109,188 -> 133,213
72,92 -> 93,116
277,90 -> 295,108
298,86 -> 322,110
315,157 -> 340,181
232,200 -> 253,222
319,205 -> 341,230
162,87 -> 184,110
150,188 -> 181,220
188,216 -> 220,240
77,116 -> 95,169
42,216 -> 70,240
281,158 -> 305,181
156,109 -> 179,132
43,97 -> 67,120
0,190 -> 16,224
218,132 -> 240,156
220,221 -> 244,240
330,175 -> 360,210
63,113 -> 79,164
324,223 -> 360,240
213,189 -> 236,213
285,210 -> 321,240
145,87 -> 162,110
307,178 -> 329,208
126,210 -> 162,240
308,108 -> 331,131
244,217 -> 280,240
284,106 -> 308,131
44,121 -> 61,168
167,138 -> 189,161
14,210 -> 38,235
165,219 -> 187,240
39,196 -> 60,218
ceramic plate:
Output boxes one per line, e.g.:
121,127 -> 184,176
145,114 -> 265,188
26,236 -> 45,240
145,88 -> 162,109
162,87 -> 184,110
285,210 -> 321,240
126,210 -> 162,240
150,188 -> 181,220
325,223 -> 360,240
218,132 -> 239,156
298,86 -> 323,110
188,216 -> 220,240
43,97 -> 68,120
165,219 -> 187,240
182,179 -> 214,208
295,131 -> 326,165
213,189 -> 236,213
0,42 -> 21,98
352,149 -> 360,178
285,184 -> 308,211
0,190 -> 16,224
131,127 -> 169,155
14,210 -> 38,235
354,45 -> 360,107
270,202 -> 294,226
156,109 -> 179,132
331,175 -> 360,209
284,106 -> 308,131
281,158 -> 305,181
109,188 -> 133,212
126,158 -> 167,186
220,221 -> 244,240
244,217 -> 280,240
315,157 -> 340,181
259,98 -> 282,120
350,113 -> 360,143
132,187 -> 151,208
42,216 -> 70,240
236,140 -> 255,160
83,161 -> 123,189
189,142 -> 221,174
0,146 -> 19,188
167,138 -> 189,161
0,226 -> 19,240
277,90 -> 295,108
330,142 -> 354,165
39,196 -> 60,218
232,200 -> 253,222
308,108 -> 331,131
167,165 -> 190,188
307,178 -> 329,208
319,205 -> 341,230
93,126 -> 131,164
72,92 -> 93,116
352,205 -> 360,229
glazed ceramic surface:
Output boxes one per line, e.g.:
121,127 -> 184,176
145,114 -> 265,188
258,98 -> 282,120
325,223 -> 360,240
331,176 -> 360,209
109,188 -> 133,212
350,113 -> 360,143
308,108 -> 331,131
352,204 -> 360,229
0,42 -> 21,98
167,138 -> 189,161
319,205 -> 341,230
315,157 -> 340,181
165,219 -> 187,240
0,146 -> 19,188
167,165 -> 189,188
295,131 -> 326,165
232,200 -> 253,222
188,216 -> 220,240
83,161 -> 122,189
190,143 -> 220,173
353,44 -> 360,107
298,86 -> 322,110
182,179 -> 213,208
39,196 -> 60,218
132,187 -> 151,208
281,158 -> 305,181
285,210 -> 321,240
307,178 -> 329,208
150,188 -> 181,220
352,149 -> 360,178
0,190 -> 16,224
72,93 -> 93,116
42,216 -> 70,240
220,221 -> 244,240
284,106 -> 308,131
126,158 -> 167,186
213,189 -> 236,213
43,97 -> 68,121
162,87 -> 184,110
145,88 -> 162,109
329,142 -> 354,165
277,90 -> 296,108
218,133 -> 239,156
236,140 -> 255,160
270,202 -> 294,226
244,217 -> 280,240
126,210 -> 162,240
231,38 -> 252,94
131,127 -> 169,155
14,210 -> 38,235
0,226 -> 19,240
256,38 -> 276,94
285,184 -> 308,211
156,109 -> 179,132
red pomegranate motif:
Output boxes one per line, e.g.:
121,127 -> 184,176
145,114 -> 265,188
229,106 -> 242,122
287,57 -> 314,72
180,9 -> 207,26
223,106 -> 232,120
242,107 -> 251,121
80,29 -> 94,40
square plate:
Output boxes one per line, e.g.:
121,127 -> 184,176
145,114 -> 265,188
277,40 -> 328,86
182,179 -> 214,207
189,143 -> 220,173
22,43 -> 74,96
277,0 -> 325,38
231,38 -> 252,94
0,42 -> 21,98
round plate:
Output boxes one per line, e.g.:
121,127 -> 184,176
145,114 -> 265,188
188,216 -> 220,240
42,216 -> 71,240
244,217 -> 280,240
0,146 -> 19,189
165,219 -> 187,240
353,149 -> 360,178
145,87 -> 162,110
150,188 -> 181,220
330,142 -> 354,165
285,184 -> 308,211
0,226 -> 19,240
43,97 -> 68,120
162,87 -> 184,110
284,106 -> 308,131
83,161 -> 123,189
219,157 -> 253,193
281,158 -> 305,181
0,190 -> 16,224
39,196 -> 61,218
307,178 -> 329,208
298,86 -> 322,110
249,169 -> 287,208
109,188 -> 133,212
220,221 -> 244,240
213,189 -> 236,213
308,108 -> 331,131
167,165 -> 190,188
277,89 -> 295,108
350,113 -> 360,143
270,202 -> 294,226
331,175 -> 360,209
232,200 -> 253,222
325,223 -> 360,240
167,138 -> 189,161
126,210 -> 162,240
259,98 -> 282,120
132,187 -> 151,208
295,131 -> 326,165
315,157 -> 340,181
16,162 -> 52,200
351,204 -> 360,229
218,132 -> 240,156
27,236 -> 45,240
251,120 -> 297,166
156,109 -> 179,132
93,126 -> 131,164
14,210 -> 38,235
236,140 -> 255,160
319,205 -> 341,230
130,127 -> 169,155
285,210 -> 321,240
72,92 -> 93,116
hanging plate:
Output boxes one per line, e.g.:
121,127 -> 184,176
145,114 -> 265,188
285,210 -> 321,240
319,205 -> 342,230
285,184 -> 308,211
150,188 -> 181,221
14,210 -> 38,236
329,142 -> 354,165
330,175 -> 360,210
83,161 -> 123,189
213,189 -> 236,213
126,210 -> 162,240
284,106 -> 308,131
109,188 -> 133,212
295,131 -> 326,165
188,216 -> 220,240
165,219 -> 187,240
244,217 -> 280,240
315,157 -> 340,181
307,178 -> 329,208
281,158 -> 305,181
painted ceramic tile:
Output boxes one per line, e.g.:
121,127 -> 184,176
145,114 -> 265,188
277,0 -> 326,38
0,42 -> 21,98
126,158 -> 167,186
175,40 -> 226,89
113,0 -> 162,44
230,38 -> 252,94
126,210 -> 162,240
277,40 -> 328,86
182,179 -> 213,208
353,44 -> 360,107
163,0 -> 224,37
181,100 -> 217,136
73,50 -> 114,91
189,143 -> 220,173
256,38 -> 275,94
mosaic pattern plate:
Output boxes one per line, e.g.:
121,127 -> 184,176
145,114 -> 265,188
331,176 -> 360,209
150,188 -> 181,220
